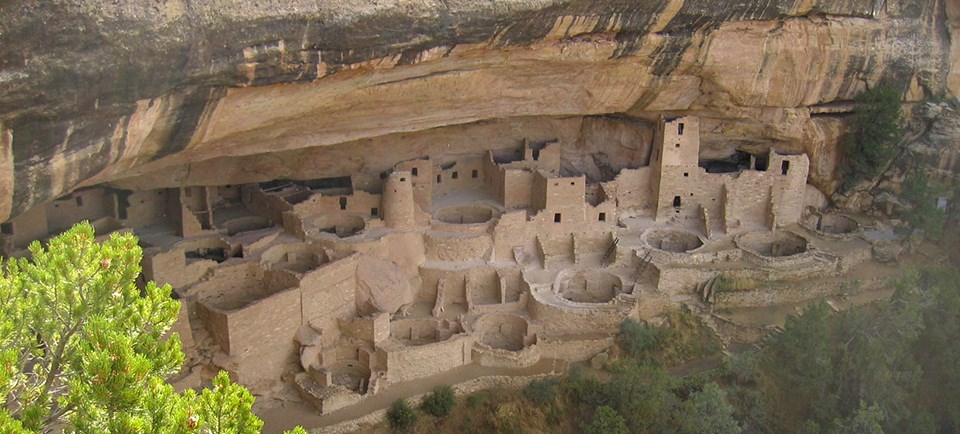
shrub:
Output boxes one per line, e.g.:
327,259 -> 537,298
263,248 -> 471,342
466,393 -> 486,409
420,385 -> 456,418
618,318 -> 670,360
523,378 -> 559,407
899,171 -> 948,239
563,365 -> 605,405
714,273 -> 735,293
581,405 -> 628,434
387,398 -> 418,432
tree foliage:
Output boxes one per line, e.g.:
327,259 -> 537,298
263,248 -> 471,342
0,222 -> 304,433
841,84 -> 905,183
580,405 -> 627,434
0,222 -> 183,431
748,268 -> 960,433
388,398 -> 418,432
420,385 -> 456,418
677,383 -> 742,434
898,171 -> 948,238
523,378 -> 558,407
617,317 -> 670,361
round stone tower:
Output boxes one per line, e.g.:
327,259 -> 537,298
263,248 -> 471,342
382,171 -> 416,230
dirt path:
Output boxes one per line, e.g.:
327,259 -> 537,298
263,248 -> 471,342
259,359 -> 565,434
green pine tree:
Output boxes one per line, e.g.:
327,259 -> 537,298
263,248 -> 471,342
0,222 -> 304,433
841,84 -> 905,184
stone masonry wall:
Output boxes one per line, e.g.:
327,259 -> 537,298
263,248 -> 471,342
224,286 -> 302,384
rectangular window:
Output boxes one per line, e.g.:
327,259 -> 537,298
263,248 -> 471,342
673,196 -> 681,208
554,213 -> 562,223
400,177 -> 406,182
599,212 -> 606,222
437,174 -> 442,183
675,143 -> 680,148
339,197 -> 347,210
781,160 -> 790,175
452,171 -> 459,179
411,167 -> 418,176
678,122 -> 685,135
684,172 -> 689,177
472,169 -> 478,178
371,207 -> 379,216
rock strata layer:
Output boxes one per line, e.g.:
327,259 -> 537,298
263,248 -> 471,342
0,0 -> 956,220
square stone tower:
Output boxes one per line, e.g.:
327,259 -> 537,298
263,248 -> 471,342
650,116 -> 701,221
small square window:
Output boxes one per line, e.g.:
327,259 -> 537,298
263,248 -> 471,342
683,172 -> 689,177
472,169 -> 478,178
452,171 -> 459,179
675,143 -> 680,148
371,207 -> 378,216
400,177 -> 406,182
554,213 -> 562,223
599,212 -> 606,222
570,181 -> 575,186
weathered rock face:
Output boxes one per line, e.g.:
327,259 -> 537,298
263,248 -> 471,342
0,0 -> 956,220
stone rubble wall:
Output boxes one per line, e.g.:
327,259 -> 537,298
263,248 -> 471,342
537,334 -> 615,362
472,343 -> 541,369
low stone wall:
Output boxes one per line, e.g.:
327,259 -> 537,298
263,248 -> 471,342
528,292 -> 627,335
423,231 -> 492,262
314,372 -> 562,434
537,233 -> 574,269
740,248 -> 817,269
714,275 -> 889,308
382,335 -> 473,383
656,267 -> 715,295
430,219 -> 494,234
643,247 -> 743,267
472,343 -> 541,368
537,334 -> 614,362
573,231 -> 614,263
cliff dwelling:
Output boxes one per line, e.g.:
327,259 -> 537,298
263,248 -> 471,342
0,114 -> 905,421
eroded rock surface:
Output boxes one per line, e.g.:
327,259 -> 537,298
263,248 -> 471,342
0,0 -> 957,219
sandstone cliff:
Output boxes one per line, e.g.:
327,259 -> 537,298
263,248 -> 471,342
0,0 -> 956,220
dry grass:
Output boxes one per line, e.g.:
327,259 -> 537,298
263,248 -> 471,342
363,387 -> 581,434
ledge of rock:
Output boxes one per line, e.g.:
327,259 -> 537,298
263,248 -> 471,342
0,0 -> 956,220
